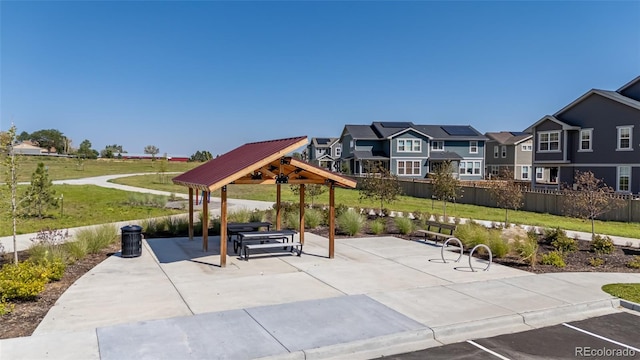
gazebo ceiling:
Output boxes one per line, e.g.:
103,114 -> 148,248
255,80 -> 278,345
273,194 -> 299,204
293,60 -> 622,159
172,136 -> 356,191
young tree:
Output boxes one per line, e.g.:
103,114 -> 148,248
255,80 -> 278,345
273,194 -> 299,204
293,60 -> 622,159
144,145 -> 160,160
77,139 -> 98,159
487,169 -> 524,224
562,170 -> 625,238
157,157 -> 169,183
430,161 -> 461,220
358,161 -> 403,213
289,184 -> 327,205
101,144 -> 126,158
1,124 -> 20,263
23,162 -> 58,218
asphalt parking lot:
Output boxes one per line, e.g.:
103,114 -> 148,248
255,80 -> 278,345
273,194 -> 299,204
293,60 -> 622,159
388,311 -> 640,360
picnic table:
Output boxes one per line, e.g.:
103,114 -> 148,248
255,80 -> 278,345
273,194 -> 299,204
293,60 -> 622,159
234,230 -> 302,260
227,222 -> 272,241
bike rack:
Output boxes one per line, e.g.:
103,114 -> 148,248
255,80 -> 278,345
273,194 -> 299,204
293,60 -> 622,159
441,237 -> 463,263
469,244 -> 492,272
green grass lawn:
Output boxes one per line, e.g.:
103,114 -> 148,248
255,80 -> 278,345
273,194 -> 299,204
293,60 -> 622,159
112,174 -> 640,239
0,184 -> 185,236
602,284 -> 640,303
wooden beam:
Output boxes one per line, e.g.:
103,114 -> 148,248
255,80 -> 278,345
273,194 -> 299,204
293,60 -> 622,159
276,184 -> 282,230
203,191 -> 209,252
299,184 -> 305,245
259,167 -> 278,178
329,182 -> 335,259
188,188 -> 194,241
233,179 -> 278,185
220,186 -> 228,267
289,158 -> 357,188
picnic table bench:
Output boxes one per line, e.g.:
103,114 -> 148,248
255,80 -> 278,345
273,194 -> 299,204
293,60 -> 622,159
416,221 -> 457,244
235,230 -> 302,260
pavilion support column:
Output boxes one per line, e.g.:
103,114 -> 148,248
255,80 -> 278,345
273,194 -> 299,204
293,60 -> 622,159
188,188 -> 194,241
202,190 -> 209,252
220,186 -> 228,267
276,184 -> 282,230
299,184 -> 305,245
329,182 -> 335,259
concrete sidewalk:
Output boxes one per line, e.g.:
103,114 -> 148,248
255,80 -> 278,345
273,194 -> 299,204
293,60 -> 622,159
2,233 -> 639,360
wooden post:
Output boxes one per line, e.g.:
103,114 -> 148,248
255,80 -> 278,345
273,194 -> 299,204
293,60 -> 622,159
188,188 -> 194,241
202,190 -> 209,252
299,184 -> 305,245
329,182 -> 335,258
220,186 -> 228,267
276,184 -> 282,230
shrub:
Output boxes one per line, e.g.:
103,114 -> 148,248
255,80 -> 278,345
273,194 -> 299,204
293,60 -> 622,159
125,193 -> 168,208
249,210 -> 266,223
588,257 -> 605,267
516,237 -> 539,267
395,217 -> 414,235
542,227 -> 566,244
64,238 -> 89,262
626,256 -> 640,269
454,222 -> 490,249
228,209 -> 252,223
369,219 -> 385,235
75,224 -> 118,254
337,210 -> 365,236
209,216 -> 221,235
552,234 -> 578,254
487,237 -> 511,258
304,208 -> 323,229
335,204 -> 350,218
0,261 -> 49,301
540,251 -> 566,268
285,211 -> 301,231
591,234 -> 615,254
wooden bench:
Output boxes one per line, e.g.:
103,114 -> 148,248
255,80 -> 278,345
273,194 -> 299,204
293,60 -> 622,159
416,221 -> 457,244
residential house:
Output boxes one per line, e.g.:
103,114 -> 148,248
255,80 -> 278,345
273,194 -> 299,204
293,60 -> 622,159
339,121 -> 487,180
524,76 -> 640,193
306,137 -> 342,171
484,131 -> 533,180
12,141 -> 49,155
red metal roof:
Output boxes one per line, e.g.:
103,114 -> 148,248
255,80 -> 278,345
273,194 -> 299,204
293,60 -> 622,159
172,136 -> 309,191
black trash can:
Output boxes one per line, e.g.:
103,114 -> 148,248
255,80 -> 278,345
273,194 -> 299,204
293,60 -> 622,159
121,225 -> 142,258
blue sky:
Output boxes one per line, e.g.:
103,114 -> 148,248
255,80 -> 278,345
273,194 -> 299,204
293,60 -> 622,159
1,1 -> 639,156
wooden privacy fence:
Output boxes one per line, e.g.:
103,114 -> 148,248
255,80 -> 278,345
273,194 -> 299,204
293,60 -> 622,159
355,176 -> 640,223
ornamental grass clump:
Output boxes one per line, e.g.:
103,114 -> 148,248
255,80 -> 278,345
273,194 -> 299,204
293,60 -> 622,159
516,235 -> 539,268
304,208 -> 324,229
369,218 -> 386,235
337,209 -> 365,236
394,217 -> 414,235
75,224 -> 118,254
453,221 -> 489,249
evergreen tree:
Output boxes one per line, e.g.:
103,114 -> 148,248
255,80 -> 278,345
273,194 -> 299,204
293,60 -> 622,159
23,162 -> 58,218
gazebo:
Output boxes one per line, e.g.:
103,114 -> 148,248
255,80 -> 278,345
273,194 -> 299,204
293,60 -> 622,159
172,136 -> 357,267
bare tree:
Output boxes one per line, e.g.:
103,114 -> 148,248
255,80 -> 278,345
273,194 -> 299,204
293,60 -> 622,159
1,124 -> 20,263
359,161 -> 403,213
562,170 -> 625,238
430,161 -> 461,220
487,169 -> 524,224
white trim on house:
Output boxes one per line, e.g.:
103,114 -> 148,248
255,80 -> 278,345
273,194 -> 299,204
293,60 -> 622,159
396,159 -> 422,176
431,140 -> 444,151
537,130 -> 561,152
469,141 -> 478,154
616,125 -> 634,151
578,128 -> 593,152
617,165 -> 631,192
396,139 -> 421,153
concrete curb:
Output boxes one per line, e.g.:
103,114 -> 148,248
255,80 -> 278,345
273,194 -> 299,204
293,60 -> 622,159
257,328 -> 438,360
521,299 -> 620,327
431,314 -> 531,344
620,299 -> 640,312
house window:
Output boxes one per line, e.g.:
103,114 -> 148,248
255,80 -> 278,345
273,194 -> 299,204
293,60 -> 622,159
493,145 -> 499,158
349,140 -> 354,149
618,166 -> 631,192
538,131 -> 560,151
579,129 -> 593,151
536,167 -> 543,180
397,160 -> 421,176
501,146 -> 507,158
335,147 -> 341,157
469,141 -> 478,154
617,126 -> 633,150
521,144 -> 532,151
522,166 -> 530,180
431,141 -> 444,151
397,139 -> 421,153
459,161 -> 481,175
490,165 -> 500,177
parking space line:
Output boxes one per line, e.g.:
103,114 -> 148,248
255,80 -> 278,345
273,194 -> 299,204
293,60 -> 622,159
466,340 -> 511,360
562,323 -> 640,352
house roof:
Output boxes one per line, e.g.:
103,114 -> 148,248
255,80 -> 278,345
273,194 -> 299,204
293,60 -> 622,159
413,125 -> 487,140
485,131 -> 532,145
342,122 -> 486,141
343,150 -> 389,160
618,76 -> 640,93
523,115 -> 580,133
428,151 -> 463,161
341,125 -> 380,140
311,137 -> 339,147
172,136 -> 356,191
554,88 -> 640,119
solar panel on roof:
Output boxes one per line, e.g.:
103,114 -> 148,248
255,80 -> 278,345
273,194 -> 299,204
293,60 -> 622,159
510,131 -> 529,136
315,138 -> 331,145
441,126 -> 477,136
380,122 -> 412,128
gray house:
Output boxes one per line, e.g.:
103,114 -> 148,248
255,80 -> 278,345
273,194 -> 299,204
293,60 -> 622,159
524,76 -> 640,193
484,131 -> 533,180
339,121 -> 487,180
306,137 -> 342,171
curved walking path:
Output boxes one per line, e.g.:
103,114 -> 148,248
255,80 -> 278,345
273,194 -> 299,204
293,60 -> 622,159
1,173 -> 639,359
